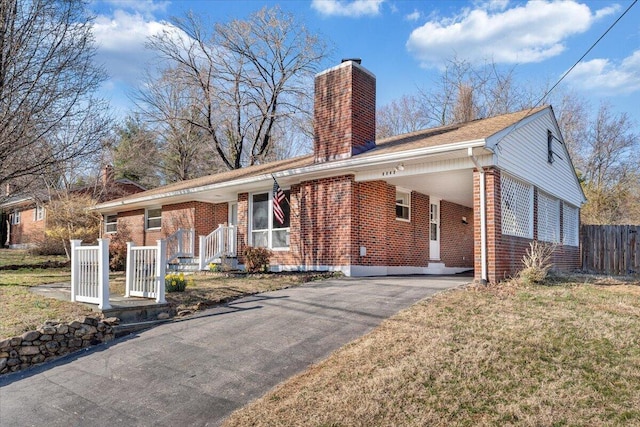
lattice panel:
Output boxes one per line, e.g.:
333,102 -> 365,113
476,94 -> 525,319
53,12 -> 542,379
563,203 -> 579,247
501,174 -> 533,238
537,192 -> 560,242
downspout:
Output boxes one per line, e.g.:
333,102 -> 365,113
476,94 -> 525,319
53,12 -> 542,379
468,147 -> 487,285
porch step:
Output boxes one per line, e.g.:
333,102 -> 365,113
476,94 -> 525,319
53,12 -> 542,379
101,303 -> 172,324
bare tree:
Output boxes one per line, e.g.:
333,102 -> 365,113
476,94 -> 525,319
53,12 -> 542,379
0,0 -> 110,202
377,95 -> 429,139
579,103 -> 639,224
142,6 -> 328,170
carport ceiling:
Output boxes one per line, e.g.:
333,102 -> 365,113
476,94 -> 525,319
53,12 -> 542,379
385,169 -> 474,208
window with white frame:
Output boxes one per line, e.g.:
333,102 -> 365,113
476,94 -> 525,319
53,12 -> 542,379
11,209 -> 20,225
250,190 -> 290,249
501,174 -> 533,238
105,214 -> 118,233
396,189 -> 411,221
34,205 -> 44,222
537,192 -> 560,243
562,203 -> 579,247
146,208 -> 162,229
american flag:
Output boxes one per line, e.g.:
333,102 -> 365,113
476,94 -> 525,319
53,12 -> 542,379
273,178 -> 286,225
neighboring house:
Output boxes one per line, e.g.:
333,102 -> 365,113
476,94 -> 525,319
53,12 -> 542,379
94,60 -> 586,283
1,167 -> 145,249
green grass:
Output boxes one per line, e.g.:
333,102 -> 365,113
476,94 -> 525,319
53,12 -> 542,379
224,278 -> 640,426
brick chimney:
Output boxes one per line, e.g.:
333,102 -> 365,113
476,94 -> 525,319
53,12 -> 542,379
101,165 -> 115,186
313,59 -> 376,163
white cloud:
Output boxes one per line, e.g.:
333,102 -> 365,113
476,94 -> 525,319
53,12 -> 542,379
566,50 -> 640,94
405,9 -> 421,22
406,1 -> 616,68
311,0 -> 384,17
92,10 -> 176,86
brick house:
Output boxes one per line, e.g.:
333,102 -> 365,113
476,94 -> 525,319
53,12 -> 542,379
94,60 -> 585,283
1,167 -> 145,249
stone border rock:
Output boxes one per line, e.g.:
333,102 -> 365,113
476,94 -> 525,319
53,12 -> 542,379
0,316 -> 119,376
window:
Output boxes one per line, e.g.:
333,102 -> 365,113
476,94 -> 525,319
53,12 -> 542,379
563,203 -> 579,247
430,203 -> 439,241
11,209 -> 20,225
537,192 -> 560,243
34,205 -> 44,221
250,190 -> 290,249
395,190 -> 411,221
105,214 -> 118,234
501,174 -> 533,238
146,208 -> 162,229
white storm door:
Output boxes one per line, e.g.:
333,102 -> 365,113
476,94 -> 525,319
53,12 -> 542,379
229,202 -> 238,226
430,199 -> 440,260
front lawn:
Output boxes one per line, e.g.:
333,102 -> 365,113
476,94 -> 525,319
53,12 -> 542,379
0,248 -> 67,267
224,275 -> 640,426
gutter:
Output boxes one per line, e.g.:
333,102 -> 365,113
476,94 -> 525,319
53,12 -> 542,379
95,139 -> 487,211
468,147 -> 488,285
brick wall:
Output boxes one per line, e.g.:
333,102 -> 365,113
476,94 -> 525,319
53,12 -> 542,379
314,61 -> 376,163
115,202 -> 222,252
8,206 -> 45,247
440,200 -> 474,268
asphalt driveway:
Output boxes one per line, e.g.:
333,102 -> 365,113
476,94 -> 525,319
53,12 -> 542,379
0,275 -> 469,427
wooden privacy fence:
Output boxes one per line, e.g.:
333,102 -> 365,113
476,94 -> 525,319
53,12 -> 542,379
581,225 -> 640,275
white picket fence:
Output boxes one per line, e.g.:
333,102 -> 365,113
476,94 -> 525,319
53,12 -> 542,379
125,240 -> 166,304
70,239 -> 111,310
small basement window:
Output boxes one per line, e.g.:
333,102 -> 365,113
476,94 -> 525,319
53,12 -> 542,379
105,214 -> 118,234
396,189 -> 411,221
146,208 -> 162,230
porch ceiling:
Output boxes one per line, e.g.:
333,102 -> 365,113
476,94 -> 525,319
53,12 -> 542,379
384,169 -> 474,208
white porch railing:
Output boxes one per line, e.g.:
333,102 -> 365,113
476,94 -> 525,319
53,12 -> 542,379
166,228 -> 195,263
198,224 -> 237,270
125,240 -> 166,303
70,239 -> 111,310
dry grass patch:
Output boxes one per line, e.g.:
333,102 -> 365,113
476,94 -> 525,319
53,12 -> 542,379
0,285 -> 93,339
0,249 -> 67,267
224,279 -> 640,426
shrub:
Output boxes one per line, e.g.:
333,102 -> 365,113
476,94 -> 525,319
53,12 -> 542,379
242,246 -> 271,273
519,241 -> 556,285
165,272 -> 193,292
28,236 -> 65,256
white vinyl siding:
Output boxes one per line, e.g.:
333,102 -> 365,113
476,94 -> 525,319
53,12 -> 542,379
562,203 -> 579,247
486,109 -> 585,207
537,192 -> 560,243
501,173 -> 533,239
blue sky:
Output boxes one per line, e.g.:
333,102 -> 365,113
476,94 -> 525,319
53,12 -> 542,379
89,0 -> 640,131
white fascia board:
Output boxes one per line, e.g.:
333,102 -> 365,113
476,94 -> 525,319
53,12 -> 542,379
95,139 -> 487,213
485,107 -> 548,150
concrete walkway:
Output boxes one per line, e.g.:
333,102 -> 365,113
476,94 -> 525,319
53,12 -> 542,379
0,275 -> 469,427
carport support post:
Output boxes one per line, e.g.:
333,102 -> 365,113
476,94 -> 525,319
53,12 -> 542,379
156,239 -> 166,304
469,148 -> 488,284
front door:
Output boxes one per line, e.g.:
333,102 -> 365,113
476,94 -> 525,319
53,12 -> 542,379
430,198 -> 440,260
229,202 -> 238,226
